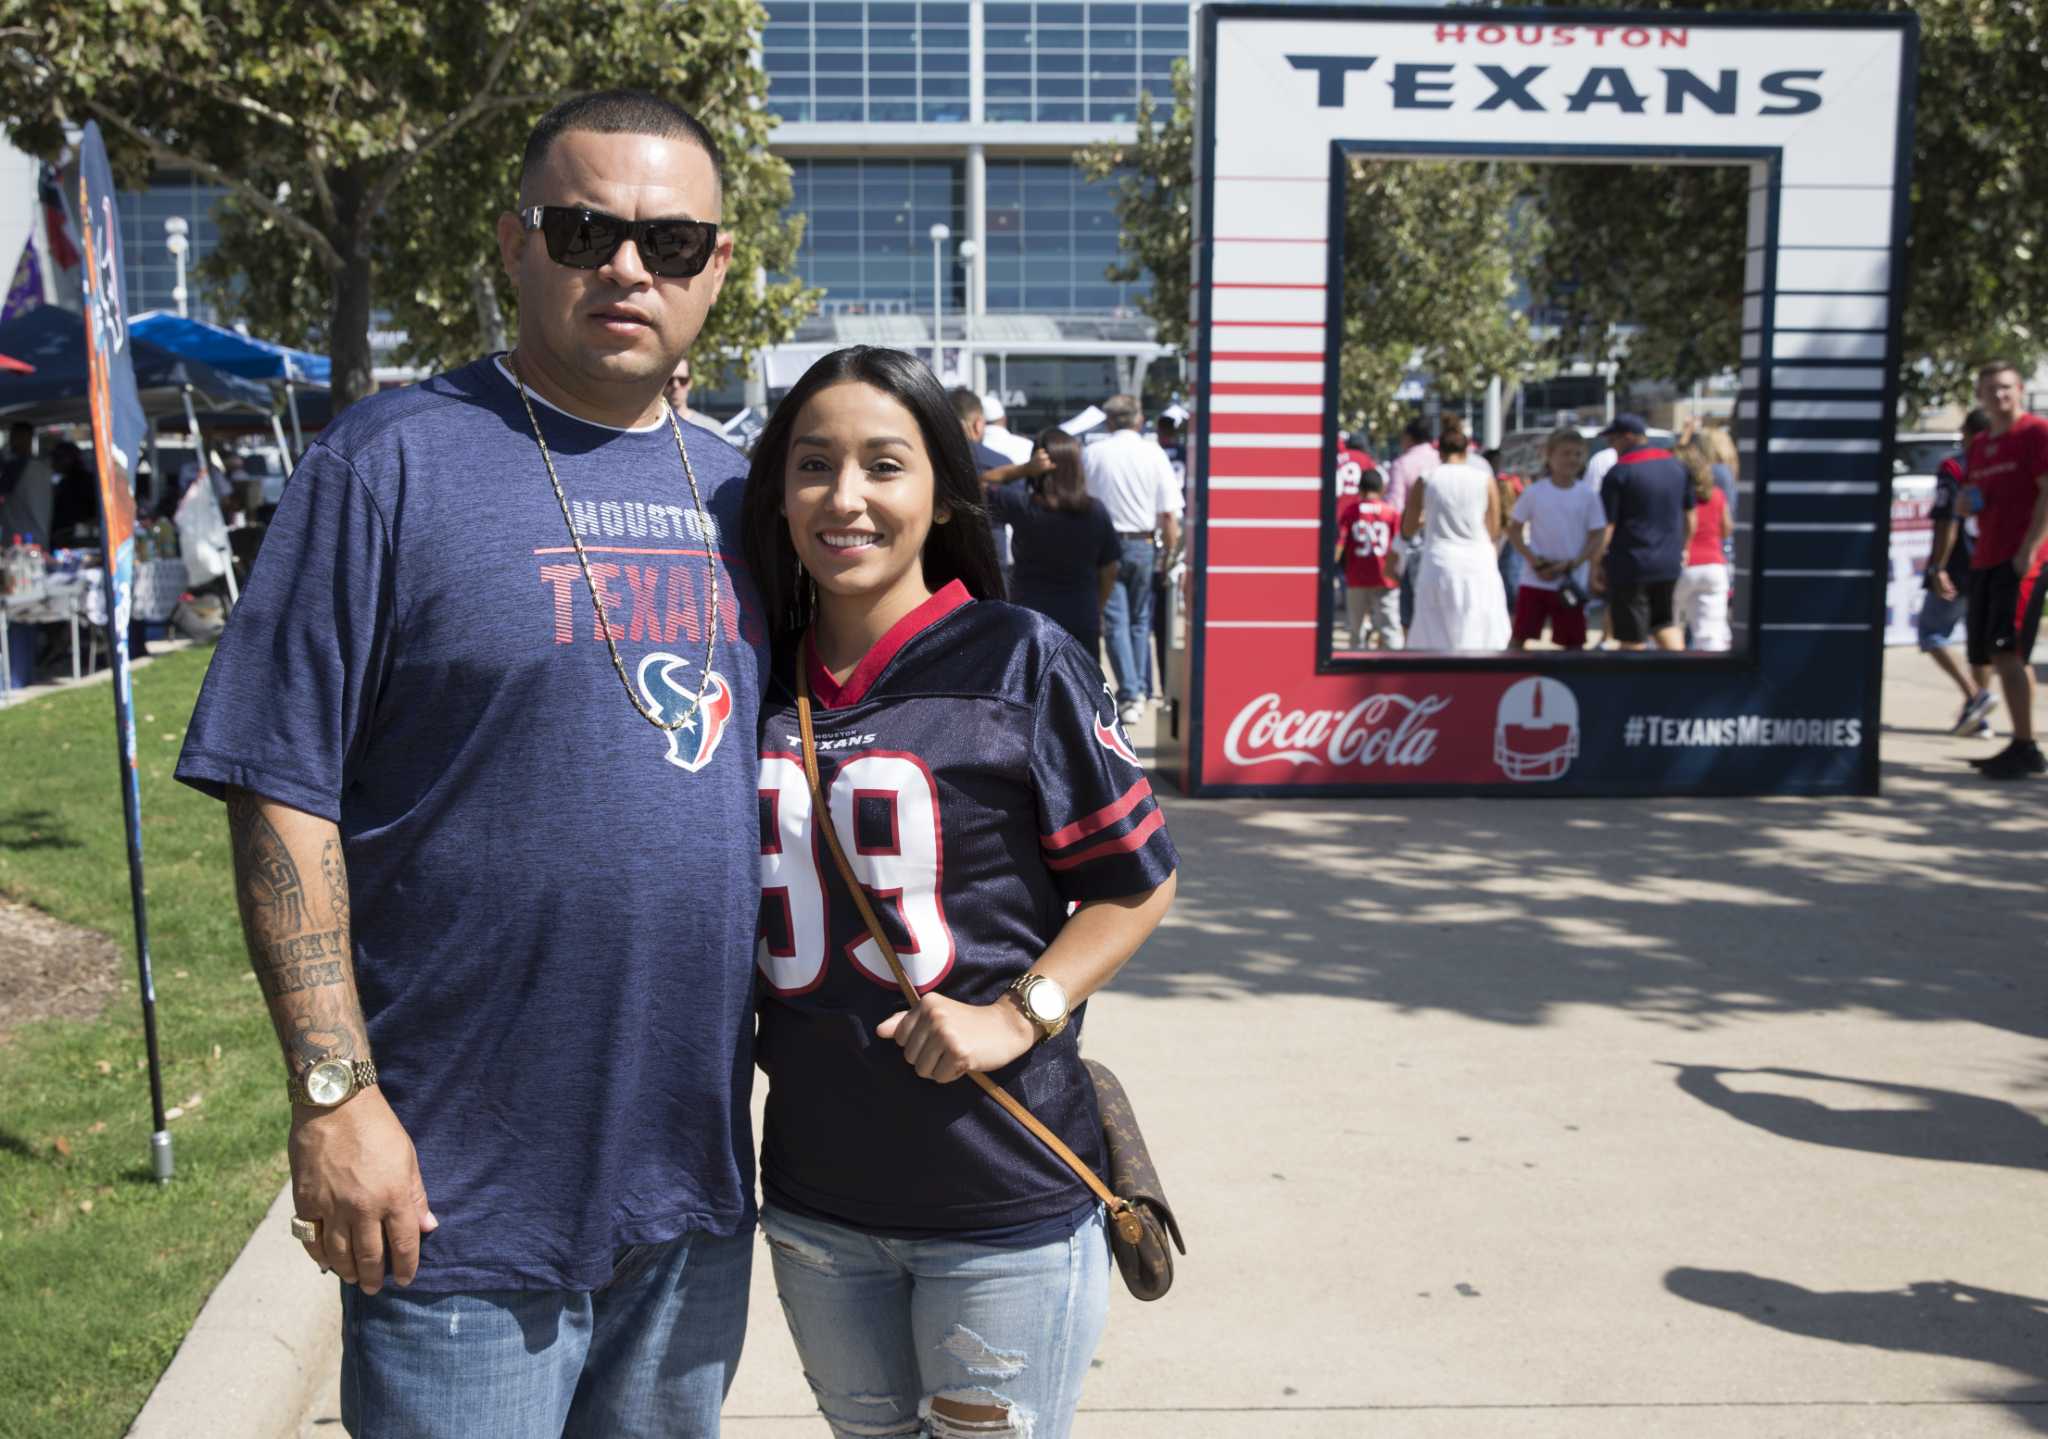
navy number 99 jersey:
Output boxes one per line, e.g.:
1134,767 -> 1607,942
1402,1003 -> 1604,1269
755,581 -> 1178,1234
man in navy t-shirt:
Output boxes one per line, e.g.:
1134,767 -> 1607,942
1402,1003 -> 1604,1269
1599,414 -> 1697,651
175,91 -> 765,1436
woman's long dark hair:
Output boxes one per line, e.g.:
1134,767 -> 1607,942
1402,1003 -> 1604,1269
1033,427 -> 1090,513
742,346 -> 1006,636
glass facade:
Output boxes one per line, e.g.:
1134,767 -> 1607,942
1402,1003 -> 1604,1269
985,159 -> 1141,313
117,175 -> 230,323
782,158 -> 1146,315
983,2 -> 1186,123
764,1 -> 974,124
785,158 -> 967,313
762,0 -> 1187,125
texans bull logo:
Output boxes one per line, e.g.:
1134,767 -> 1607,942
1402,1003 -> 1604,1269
1094,683 -> 1141,766
635,652 -> 734,773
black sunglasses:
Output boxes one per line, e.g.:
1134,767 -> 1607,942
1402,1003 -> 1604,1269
520,205 -> 721,279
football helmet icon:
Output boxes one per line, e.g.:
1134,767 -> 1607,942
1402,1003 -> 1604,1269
1493,676 -> 1579,782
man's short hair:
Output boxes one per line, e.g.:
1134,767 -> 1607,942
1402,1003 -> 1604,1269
1359,468 -> 1385,496
520,90 -> 726,208
949,387 -> 983,424
1157,414 -> 1179,436
1976,358 -> 2022,385
1102,394 -> 1141,429
1402,416 -> 1432,446
1963,408 -> 1993,437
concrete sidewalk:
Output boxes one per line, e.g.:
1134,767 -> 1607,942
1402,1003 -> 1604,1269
272,656 -> 2047,1436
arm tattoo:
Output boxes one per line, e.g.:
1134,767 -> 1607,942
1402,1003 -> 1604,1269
227,790 -> 370,1073
287,988 -> 361,1068
320,837 -> 350,927
228,790 -> 308,934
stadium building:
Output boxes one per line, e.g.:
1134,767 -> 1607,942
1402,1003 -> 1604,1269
745,0 -> 1188,431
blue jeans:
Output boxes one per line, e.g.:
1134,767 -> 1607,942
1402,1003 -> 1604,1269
1101,537 -> 1156,704
1918,586 -> 1967,651
761,1203 -> 1109,1439
339,1225 -> 751,1438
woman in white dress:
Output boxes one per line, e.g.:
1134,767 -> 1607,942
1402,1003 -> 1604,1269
1400,426 -> 1509,652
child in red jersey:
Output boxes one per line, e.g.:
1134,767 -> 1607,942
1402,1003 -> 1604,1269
1334,468 -> 1403,649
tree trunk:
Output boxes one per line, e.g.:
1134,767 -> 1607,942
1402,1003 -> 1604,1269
327,170 -> 377,414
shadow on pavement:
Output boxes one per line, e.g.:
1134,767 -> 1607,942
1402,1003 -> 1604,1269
1132,740 -> 2048,1038
1665,1269 -> 2048,1431
1662,1064 -> 2048,1172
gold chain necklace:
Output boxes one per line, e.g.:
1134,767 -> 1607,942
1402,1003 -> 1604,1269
509,353 -> 721,734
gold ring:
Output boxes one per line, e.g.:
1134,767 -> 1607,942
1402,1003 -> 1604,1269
289,1216 -> 322,1246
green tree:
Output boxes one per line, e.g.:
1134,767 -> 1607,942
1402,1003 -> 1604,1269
1521,164 -> 1748,394
1338,158 -> 1541,436
1502,0 -> 2048,410
0,0 -> 816,411
1082,66 -> 1538,433
1078,61 -> 1194,352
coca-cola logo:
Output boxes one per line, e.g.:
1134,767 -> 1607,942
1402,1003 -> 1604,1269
1224,691 -> 1450,769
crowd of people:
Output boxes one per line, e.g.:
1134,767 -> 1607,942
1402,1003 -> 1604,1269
950,386 -> 1183,728
1334,411 -> 1743,656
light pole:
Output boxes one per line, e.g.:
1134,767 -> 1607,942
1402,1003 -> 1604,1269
956,238 -> 978,392
929,222 -> 949,381
163,216 -> 190,318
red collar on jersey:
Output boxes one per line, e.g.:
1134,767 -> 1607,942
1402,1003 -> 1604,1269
1616,447 -> 1675,464
807,579 -> 973,709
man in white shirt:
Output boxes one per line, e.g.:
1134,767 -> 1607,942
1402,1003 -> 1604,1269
1083,393 -> 1183,724
979,394 -> 1036,464
1583,421 -> 1624,491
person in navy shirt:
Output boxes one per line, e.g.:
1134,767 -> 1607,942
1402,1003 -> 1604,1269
984,426 -> 1121,653
1598,413 -> 1697,651
175,92 -> 763,1437
741,346 -> 1179,1439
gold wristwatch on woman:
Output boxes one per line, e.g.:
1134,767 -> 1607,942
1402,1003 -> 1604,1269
1006,973 -> 1071,1043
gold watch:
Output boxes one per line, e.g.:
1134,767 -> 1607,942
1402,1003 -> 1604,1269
287,1058 -> 378,1109
1006,973 -> 1071,1043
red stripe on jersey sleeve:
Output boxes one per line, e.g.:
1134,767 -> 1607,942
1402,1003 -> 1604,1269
1042,808 -> 1166,872
1040,778 -> 1154,852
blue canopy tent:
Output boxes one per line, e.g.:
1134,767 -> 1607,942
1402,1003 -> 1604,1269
0,305 -> 273,424
0,305 -> 274,530
127,311 -> 329,384
129,310 -> 329,458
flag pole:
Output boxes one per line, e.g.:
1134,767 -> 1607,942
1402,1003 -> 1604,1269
76,123 -> 173,1183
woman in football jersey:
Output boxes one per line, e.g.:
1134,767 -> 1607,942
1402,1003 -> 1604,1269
739,346 -> 1179,1439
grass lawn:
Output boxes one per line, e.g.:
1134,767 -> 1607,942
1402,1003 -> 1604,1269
0,645 -> 291,1439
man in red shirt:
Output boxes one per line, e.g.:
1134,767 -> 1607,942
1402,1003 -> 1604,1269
1963,360 -> 2048,779
1334,469 -> 1403,649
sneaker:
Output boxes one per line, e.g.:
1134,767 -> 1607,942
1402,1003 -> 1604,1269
1118,700 -> 1144,726
1953,690 -> 2000,736
1978,740 -> 2046,780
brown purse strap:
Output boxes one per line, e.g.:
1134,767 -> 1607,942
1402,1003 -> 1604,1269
795,639 -> 1142,1244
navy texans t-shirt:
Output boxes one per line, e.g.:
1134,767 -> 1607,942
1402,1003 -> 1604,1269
755,584 -> 1178,1235
176,356 -> 768,1291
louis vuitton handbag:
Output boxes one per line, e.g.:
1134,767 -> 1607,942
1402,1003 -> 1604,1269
796,657 -> 1186,1300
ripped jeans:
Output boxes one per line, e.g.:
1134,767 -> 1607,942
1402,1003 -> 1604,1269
761,1203 -> 1109,1438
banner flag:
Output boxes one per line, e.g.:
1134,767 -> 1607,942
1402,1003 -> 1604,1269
1,240 -> 42,323
75,121 -> 173,1183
